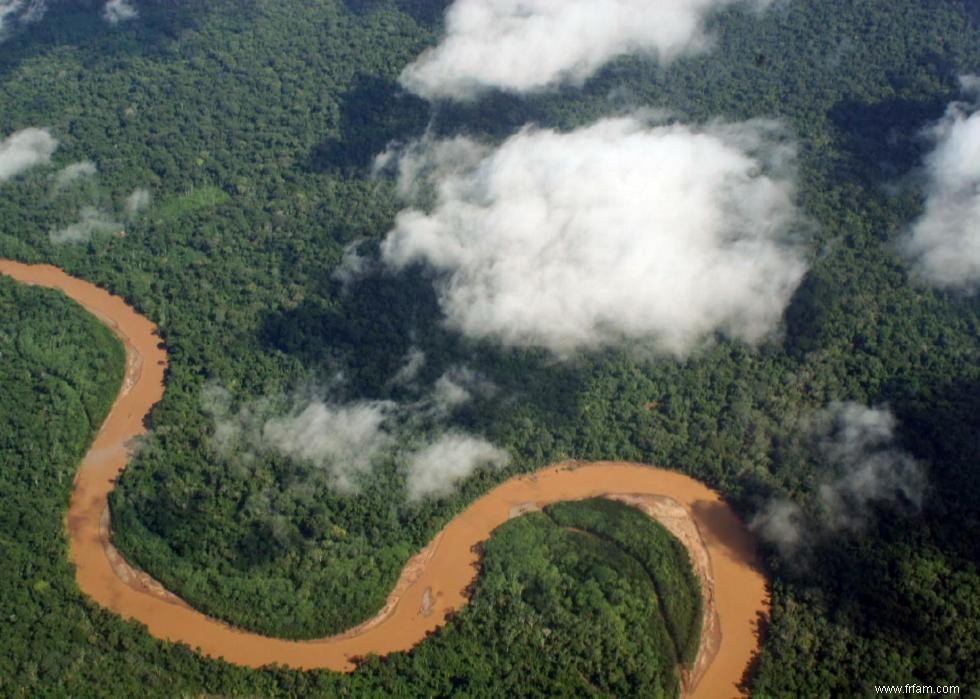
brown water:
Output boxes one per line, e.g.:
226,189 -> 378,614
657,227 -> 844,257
1,259 -> 769,698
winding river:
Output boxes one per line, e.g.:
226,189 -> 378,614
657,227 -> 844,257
1,259 -> 769,699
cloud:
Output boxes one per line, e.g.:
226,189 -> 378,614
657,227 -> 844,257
0,128 -> 57,182
431,366 -> 495,415
0,0 -> 45,42
103,0 -> 136,24
204,376 -> 506,498
814,402 -> 925,532
333,239 -> 376,287
124,187 -> 151,218
904,76 -> 980,292
404,432 -> 510,500
49,206 -> 121,244
400,0 -> 771,100
751,500 -> 807,560
52,161 -> 97,191
752,403 -> 925,558
204,386 -> 398,492
263,401 -> 397,491
381,114 -> 806,356
391,347 -> 426,385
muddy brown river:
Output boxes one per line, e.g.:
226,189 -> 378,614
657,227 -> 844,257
1,259 -> 769,699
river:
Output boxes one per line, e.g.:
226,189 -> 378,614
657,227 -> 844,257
1,259 -> 769,698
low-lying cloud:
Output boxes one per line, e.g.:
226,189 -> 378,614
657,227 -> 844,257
50,206 -> 121,244
52,160 -> 97,191
204,372 -> 507,498
904,76 -> 980,292
381,114 -> 806,356
752,403 -> 925,559
405,432 -> 510,500
49,186 -> 149,243
103,0 -> 136,24
0,128 -> 57,182
124,187 -> 151,217
400,0 -> 771,99
0,0 -> 45,42
205,387 -> 396,492
263,400 -> 398,490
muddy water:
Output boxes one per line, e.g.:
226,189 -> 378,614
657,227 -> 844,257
1,259 -> 768,699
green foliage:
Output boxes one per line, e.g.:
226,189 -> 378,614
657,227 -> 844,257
154,186 -> 230,223
546,499 -> 702,668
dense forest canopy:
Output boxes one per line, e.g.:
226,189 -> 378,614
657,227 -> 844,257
1,0 -> 979,695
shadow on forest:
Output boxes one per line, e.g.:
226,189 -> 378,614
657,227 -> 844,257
257,265 -> 585,438
306,75 -> 431,174
775,374 -> 980,650
430,91 -> 553,140
0,1 -> 222,80
258,266 -> 445,395
304,66 -> 554,175
782,266 -> 838,359
827,90 -> 956,182
883,375 -> 980,561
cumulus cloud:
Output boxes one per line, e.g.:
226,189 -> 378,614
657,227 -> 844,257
49,206 -> 121,244
52,161 -> 97,191
752,403 -> 925,558
0,128 -> 57,182
381,114 -> 806,356
904,76 -> 980,292
405,432 -> 510,500
103,0 -> 136,24
124,187 -> 151,218
0,0 -> 45,42
400,0 -> 771,100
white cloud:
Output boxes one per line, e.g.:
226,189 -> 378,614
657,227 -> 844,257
391,347 -> 426,385
103,0 -> 137,25
262,400 -> 396,491
204,379 -> 507,498
404,432 -> 510,500
400,0 -> 770,100
204,385 -> 398,492
0,0 -> 45,42
904,76 -> 980,292
49,206 -> 121,244
431,366 -> 495,415
381,114 -> 806,356
52,160 -> 97,191
814,402 -> 925,532
0,128 -> 57,182
751,500 -> 807,560
124,187 -> 151,218
432,371 -> 471,412
333,239 -> 375,287
752,403 -> 925,558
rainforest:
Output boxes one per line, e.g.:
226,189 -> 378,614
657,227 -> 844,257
1,0 -> 979,697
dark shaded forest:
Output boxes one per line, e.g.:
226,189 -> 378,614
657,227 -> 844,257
1,0 -> 979,696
